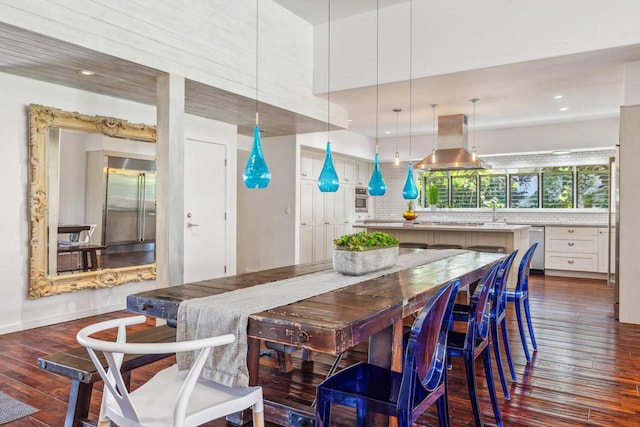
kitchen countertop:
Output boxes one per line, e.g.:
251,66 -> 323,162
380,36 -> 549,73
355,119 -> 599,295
354,222 -> 530,232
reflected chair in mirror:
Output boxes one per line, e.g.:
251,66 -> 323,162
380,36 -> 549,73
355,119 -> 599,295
76,315 -> 264,427
506,242 -> 539,362
447,263 -> 503,427
452,250 -> 519,399
315,280 -> 459,427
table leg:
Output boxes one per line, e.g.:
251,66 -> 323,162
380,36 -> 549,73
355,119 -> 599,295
89,249 -> 98,270
81,251 -> 89,271
65,379 -> 92,427
368,320 -> 402,427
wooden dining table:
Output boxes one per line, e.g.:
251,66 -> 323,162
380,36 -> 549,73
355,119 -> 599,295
127,249 -> 503,426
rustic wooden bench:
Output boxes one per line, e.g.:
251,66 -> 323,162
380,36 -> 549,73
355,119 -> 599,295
38,324 -> 177,427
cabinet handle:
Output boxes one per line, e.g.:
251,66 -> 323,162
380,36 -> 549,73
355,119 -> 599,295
301,222 -> 307,225
568,229 -> 575,233
567,260 -> 575,264
324,222 -> 330,225
568,242 -> 575,246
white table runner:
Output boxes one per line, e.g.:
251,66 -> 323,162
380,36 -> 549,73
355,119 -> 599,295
177,249 -> 465,387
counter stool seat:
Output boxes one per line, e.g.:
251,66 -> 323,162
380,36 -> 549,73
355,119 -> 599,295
429,244 -> 463,249
467,245 -> 506,253
399,242 -> 429,249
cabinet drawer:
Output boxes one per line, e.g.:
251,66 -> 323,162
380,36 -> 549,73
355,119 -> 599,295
546,237 -> 597,254
545,252 -> 598,272
545,226 -> 598,238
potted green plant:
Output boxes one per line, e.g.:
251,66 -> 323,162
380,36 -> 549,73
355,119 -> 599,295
333,231 -> 400,275
427,184 -> 439,210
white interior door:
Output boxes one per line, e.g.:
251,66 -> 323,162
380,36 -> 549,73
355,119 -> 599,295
184,139 -> 226,283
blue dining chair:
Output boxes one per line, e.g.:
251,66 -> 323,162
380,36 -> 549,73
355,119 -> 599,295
315,280 -> 460,427
452,250 -> 519,399
506,242 -> 539,362
447,263 -> 503,427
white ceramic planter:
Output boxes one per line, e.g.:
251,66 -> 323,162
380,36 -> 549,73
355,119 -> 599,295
333,246 -> 399,276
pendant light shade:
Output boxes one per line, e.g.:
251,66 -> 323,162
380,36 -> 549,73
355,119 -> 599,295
243,0 -> 270,189
403,163 -> 418,200
243,124 -> 271,188
318,142 -> 339,192
368,154 -> 386,196
318,0 -> 339,192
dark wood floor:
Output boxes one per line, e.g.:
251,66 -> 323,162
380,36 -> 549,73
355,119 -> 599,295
1,274 -> 639,426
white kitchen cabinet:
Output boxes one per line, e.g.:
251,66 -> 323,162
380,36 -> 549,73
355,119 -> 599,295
545,226 -> 599,272
598,227 -> 616,274
300,181 -> 314,226
355,161 -> 372,187
300,151 -> 315,180
300,225 -> 314,264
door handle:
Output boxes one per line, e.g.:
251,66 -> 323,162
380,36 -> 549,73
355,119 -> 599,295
187,222 -> 200,228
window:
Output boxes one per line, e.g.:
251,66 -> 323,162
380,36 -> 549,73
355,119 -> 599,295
419,171 -> 449,208
451,171 -> 477,208
479,173 -> 507,208
542,167 -> 573,208
510,173 -> 539,208
577,165 -> 609,208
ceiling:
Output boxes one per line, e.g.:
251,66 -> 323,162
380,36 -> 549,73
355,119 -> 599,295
2,3 -> 640,141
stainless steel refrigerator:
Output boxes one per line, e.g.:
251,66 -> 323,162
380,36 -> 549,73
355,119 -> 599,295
103,156 -> 156,253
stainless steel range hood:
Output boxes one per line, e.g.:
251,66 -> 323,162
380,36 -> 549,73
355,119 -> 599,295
414,113 -> 490,170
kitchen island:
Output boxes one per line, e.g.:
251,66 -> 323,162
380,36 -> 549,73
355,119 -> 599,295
354,221 -> 530,287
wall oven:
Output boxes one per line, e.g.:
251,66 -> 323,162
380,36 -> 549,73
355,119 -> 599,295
355,187 -> 368,212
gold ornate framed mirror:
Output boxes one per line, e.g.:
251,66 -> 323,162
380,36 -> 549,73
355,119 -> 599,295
28,104 -> 157,299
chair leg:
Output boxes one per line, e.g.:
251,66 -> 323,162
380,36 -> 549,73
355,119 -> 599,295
252,406 -> 265,427
436,394 -> 450,427
464,353 -> 484,427
500,317 -> 517,381
482,346 -> 503,427
490,320 -> 510,399
356,398 -> 367,427
523,296 -> 538,350
315,392 -> 331,427
514,298 -> 531,362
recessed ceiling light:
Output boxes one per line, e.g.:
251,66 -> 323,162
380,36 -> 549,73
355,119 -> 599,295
347,119 -> 353,122
78,70 -> 95,76
560,107 -> 569,111
385,131 -> 392,134
554,95 -> 563,99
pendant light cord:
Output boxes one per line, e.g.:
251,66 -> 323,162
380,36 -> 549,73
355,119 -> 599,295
375,0 -> 379,155
255,0 -> 259,126
408,0 -> 413,164
327,0 -> 331,139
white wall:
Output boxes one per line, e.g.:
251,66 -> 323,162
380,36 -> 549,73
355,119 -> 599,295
0,0 -> 332,124
0,71 -> 237,333
314,0 -> 640,92
237,134 -> 297,273
297,129 -> 376,160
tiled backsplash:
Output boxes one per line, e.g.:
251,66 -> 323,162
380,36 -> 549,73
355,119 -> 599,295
372,149 -> 613,226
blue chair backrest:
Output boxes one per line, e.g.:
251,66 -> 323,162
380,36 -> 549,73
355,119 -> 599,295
467,263 -> 500,350
493,250 -> 518,316
401,280 -> 457,406
517,243 -> 538,293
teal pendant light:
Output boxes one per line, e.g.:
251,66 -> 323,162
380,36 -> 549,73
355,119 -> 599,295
368,0 -> 386,197
403,164 -> 418,199
243,122 -> 270,188
243,0 -> 270,189
318,142 -> 339,192
318,0 -> 339,192
403,0 -> 417,200
368,154 -> 386,196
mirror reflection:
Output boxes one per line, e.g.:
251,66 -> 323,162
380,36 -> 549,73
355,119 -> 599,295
28,104 -> 157,299
48,129 -> 156,276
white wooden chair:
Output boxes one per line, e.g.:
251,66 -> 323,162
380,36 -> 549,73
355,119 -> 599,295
76,315 -> 264,427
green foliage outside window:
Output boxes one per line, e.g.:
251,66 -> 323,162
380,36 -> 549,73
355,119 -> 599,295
479,173 -> 507,208
451,171 -> 477,208
577,165 -> 609,208
542,167 -> 573,208
510,173 -> 539,208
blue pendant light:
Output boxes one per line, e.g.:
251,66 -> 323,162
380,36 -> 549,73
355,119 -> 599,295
368,154 -> 386,196
318,142 -> 339,192
368,0 -> 386,197
403,163 -> 418,199
243,122 -> 270,188
243,0 -> 270,189
318,0 -> 339,193
403,0 -> 417,200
